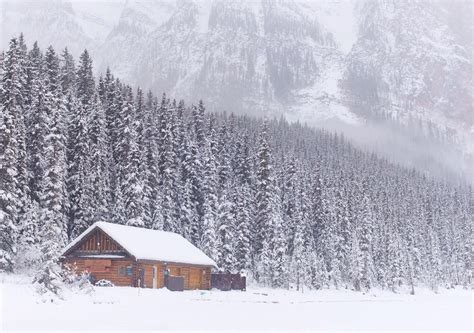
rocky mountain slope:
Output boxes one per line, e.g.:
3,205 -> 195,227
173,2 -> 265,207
1,0 -> 472,179
342,0 -> 472,150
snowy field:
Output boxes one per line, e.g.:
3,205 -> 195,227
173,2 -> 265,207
1,274 -> 472,332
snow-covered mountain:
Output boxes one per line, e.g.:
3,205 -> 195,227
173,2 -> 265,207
342,0 -> 473,152
1,0 -> 472,178
119,0 -> 362,123
1,0 -> 124,55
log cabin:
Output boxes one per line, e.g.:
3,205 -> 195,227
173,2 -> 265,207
60,222 -> 216,290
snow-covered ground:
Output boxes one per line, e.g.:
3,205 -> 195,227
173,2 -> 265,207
1,274 -> 472,331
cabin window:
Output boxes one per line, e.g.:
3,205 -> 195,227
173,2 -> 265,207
119,266 -> 133,276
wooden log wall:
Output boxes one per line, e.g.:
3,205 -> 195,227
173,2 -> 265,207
65,258 -> 212,289
155,263 -> 211,290
63,258 -> 134,287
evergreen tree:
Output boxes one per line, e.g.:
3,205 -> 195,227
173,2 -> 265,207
358,185 -> 376,291
255,121 -> 274,258
192,100 -> 205,147
200,139 -> 219,261
158,96 -> 179,232
121,87 -> 145,227
180,178 -> 197,241
40,46 -> 68,221
217,193 -> 235,272
387,226 -> 404,291
269,191 -> 287,288
234,185 -> 252,272
60,48 -> 76,95
66,99 -> 89,237
25,43 -> 46,201
86,93 -> 111,223
76,50 -> 94,106
0,38 -> 26,271
33,46 -> 69,293
292,207 -> 306,291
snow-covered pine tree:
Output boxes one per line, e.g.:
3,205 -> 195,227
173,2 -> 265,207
386,225 -> 404,292
234,184 -> 252,273
0,37 -> 27,271
428,227 -> 443,292
233,133 -> 252,186
200,137 -> 219,261
25,42 -> 46,202
40,47 -> 68,215
39,46 -> 68,241
179,178 -> 196,241
291,209 -> 305,290
121,86 -> 145,227
33,46 -> 69,296
358,185 -> 376,291
255,120 -> 289,286
14,35 -> 29,219
76,50 -> 94,106
66,97 -> 89,237
142,91 -> 159,228
160,98 -> 181,232
217,122 -> 231,188
192,100 -> 206,148
255,120 -> 274,259
269,189 -> 288,288
320,181 -> 343,289
217,192 -> 235,272
16,199 -> 42,269
306,237 -> 328,290
86,93 -> 111,223
291,180 -> 312,291
60,48 -> 76,96
181,137 -> 204,244
66,49 -> 96,237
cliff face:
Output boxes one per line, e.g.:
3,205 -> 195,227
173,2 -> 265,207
342,0 -> 472,150
102,0 -> 344,120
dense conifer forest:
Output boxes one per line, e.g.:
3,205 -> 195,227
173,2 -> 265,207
0,35 -> 472,292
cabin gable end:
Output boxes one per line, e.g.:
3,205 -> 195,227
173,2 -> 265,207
63,227 -> 131,258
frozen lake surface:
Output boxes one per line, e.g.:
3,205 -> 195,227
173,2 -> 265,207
1,274 -> 472,331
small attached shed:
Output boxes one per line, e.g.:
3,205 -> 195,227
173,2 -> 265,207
61,222 -> 216,290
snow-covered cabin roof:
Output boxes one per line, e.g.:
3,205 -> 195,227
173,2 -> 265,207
61,222 -> 217,267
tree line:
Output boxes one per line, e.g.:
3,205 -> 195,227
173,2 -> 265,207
0,35 -> 472,292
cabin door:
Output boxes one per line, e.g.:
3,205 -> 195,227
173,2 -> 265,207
153,265 -> 158,289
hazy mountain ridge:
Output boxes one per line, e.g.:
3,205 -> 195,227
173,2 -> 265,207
343,0 -> 473,151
